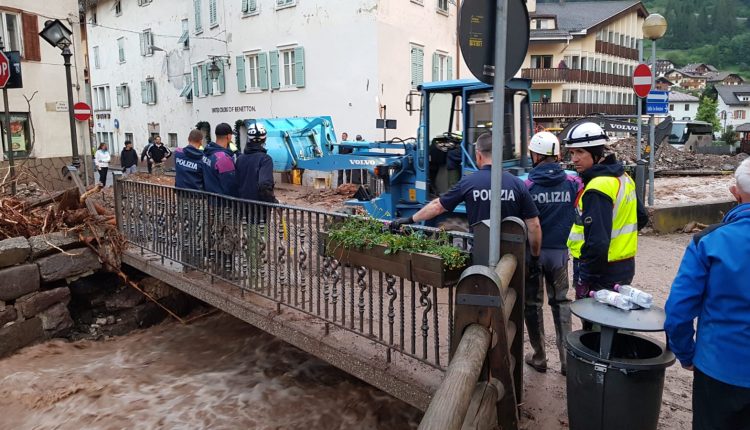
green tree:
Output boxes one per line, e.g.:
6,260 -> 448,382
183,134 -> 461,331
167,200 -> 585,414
721,126 -> 739,145
695,96 -> 721,132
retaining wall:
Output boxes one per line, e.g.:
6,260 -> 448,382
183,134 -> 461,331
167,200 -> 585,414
650,199 -> 737,234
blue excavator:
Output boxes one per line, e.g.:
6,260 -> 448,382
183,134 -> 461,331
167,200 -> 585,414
236,78 -> 535,226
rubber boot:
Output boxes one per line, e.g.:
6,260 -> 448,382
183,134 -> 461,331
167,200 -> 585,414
552,303 -> 573,376
524,272 -> 547,373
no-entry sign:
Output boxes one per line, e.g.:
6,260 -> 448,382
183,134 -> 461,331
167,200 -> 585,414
73,102 -> 91,121
632,63 -> 653,98
0,52 -> 10,88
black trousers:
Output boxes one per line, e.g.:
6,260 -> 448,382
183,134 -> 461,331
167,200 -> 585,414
98,167 -> 108,186
694,368 -> 750,430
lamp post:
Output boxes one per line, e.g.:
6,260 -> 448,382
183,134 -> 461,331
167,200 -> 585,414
39,19 -> 79,169
642,13 -> 667,207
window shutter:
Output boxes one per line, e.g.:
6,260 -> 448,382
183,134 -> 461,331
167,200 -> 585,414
116,86 -> 123,107
416,47 -> 424,86
269,50 -> 280,90
218,60 -> 226,93
151,81 -> 157,104
236,55 -> 246,92
432,52 -> 439,81
209,0 -> 217,25
258,52 -> 269,90
21,13 -> 41,61
124,86 -> 130,106
193,66 -> 200,96
447,56 -> 453,80
249,0 -> 257,11
242,0 -> 249,13
141,81 -> 148,104
139,33 -> 145,55
148,32 -> 154,54
194,0 -> 202,32
202,63 -> 210,95
294,46 -> 305,88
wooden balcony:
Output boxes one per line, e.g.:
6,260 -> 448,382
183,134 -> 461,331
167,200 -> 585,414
595,40 -> 639,61
521,68 -> 632,87
531,102 -> 636,118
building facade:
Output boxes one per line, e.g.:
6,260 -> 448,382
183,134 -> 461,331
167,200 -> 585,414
520,0 -> 648,127
668,92 -> 699,121
85,0 -> 464,158
0,0 -> 90,190
717,84 -> 750,133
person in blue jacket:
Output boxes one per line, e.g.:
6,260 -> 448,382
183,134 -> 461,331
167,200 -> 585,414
236,122 -> 278,205
523,131 -> 582,375
665,158 -> 750,430
175,129 -> 205,269
202,123 -> 238,197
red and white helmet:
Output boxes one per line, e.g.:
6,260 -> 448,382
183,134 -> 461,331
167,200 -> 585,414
529,131 -> 560,156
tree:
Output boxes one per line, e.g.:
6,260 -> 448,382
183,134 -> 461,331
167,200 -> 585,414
695,96 -> 721,132
721,126 -> 739,145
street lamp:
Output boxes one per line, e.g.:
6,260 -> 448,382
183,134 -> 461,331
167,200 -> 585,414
208,60 -> 221,82
39,19 -> 79,168
643,13 -> 667,207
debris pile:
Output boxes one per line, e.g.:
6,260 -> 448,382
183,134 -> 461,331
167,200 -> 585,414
607,138 -> 743,172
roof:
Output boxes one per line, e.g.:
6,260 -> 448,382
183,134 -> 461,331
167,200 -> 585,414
666,69 -> 707,80
669,92 -> 699,102
716,84 -> 750,106
530,1 -> 647,40
706,72 -> 745,83
682,63 -> 718,73
656,77 -> 674,85
736,123 -> 750,132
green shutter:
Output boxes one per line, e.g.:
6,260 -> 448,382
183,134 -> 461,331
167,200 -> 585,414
269,50 -> 280,90
151,81 -> 157,104
294,46 -> 305,88
218,60 -> 226,94
116,85 -> 123,107
241,0 -> 249,13
258,52 -> 269,90
209,0 -> 217,26
193,65 -> 200,96
141,81 -> 147,104
249,0 -> 257,11
432,52 -> 439,81
202,63 -> 209,96
447,56 -> 453,80
194,0 -> 202,32
416,47 -> 424,86
236,55 -> 246,92
124,86 -> 130,106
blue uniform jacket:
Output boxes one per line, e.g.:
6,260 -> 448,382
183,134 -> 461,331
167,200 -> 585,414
664,203 -> 750,388
174,145 -> 204,191
202,142 -> 238,197
236,145 -> 279,203
525,162 -> 582,250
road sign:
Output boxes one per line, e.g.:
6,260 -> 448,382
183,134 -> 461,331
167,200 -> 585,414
73,102 -> 92,121
632,63 -> 653,98
459,0 -> 530,85
0,52 -> 9,88
646,90 -> 669,114
3,51 -> 21,89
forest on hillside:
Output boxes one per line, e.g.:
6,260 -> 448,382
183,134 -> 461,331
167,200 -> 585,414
537,0 -> 750,76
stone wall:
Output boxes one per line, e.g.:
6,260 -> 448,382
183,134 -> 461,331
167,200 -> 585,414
0,157 -> 93,192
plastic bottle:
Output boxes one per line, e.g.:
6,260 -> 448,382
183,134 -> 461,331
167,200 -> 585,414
615,284 -> 653,309
590,290 -> 634,311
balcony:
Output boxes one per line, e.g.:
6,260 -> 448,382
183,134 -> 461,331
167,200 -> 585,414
595,40 -> 639,61
532,102 -> 636,118
521,68 -> 632,87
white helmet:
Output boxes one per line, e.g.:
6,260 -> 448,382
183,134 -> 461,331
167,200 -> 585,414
563,122 -> 609,148
529,131 -> 560,156
247,121 -> 267,145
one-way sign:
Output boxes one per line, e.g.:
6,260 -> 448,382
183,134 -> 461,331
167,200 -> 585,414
646,90 -> 669,114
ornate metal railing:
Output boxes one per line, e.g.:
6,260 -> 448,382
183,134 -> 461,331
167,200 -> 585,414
114,178 -> 472,370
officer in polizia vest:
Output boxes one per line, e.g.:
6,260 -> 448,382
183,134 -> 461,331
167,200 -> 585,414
564,122 -> 648,300
523,131 -> 582,375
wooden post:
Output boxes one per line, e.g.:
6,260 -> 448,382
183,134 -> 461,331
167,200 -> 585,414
500,217 -> 527,404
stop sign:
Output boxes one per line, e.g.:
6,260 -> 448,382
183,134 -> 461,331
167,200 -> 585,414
0,52 -> 9,88
73,102 -> 92,121
632,63 -> 653,98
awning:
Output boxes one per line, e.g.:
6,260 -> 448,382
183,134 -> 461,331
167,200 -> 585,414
736,123 -> 750,133
177,30 -> 189,45
179,80 -> 192,98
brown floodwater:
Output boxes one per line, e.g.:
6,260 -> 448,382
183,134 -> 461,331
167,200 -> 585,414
0,313 -> 421,429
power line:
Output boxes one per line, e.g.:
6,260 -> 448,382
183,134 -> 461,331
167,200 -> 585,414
88,22 -> 228,44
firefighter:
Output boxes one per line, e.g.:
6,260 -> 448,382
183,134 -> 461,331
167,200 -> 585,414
564,122 -> 648,301
523,131 -> 582,375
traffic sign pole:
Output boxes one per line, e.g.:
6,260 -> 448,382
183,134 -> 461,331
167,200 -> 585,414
0,44 -> 15,195
636,40 -> 643,161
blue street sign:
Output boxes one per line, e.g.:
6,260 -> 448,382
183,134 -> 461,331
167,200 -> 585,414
646,90 -> 669,114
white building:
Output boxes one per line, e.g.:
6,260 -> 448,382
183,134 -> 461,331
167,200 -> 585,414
85,0 -> 464,157
668,92 -> 699,121
0,0 -> 90,191
716,84 -> 750,132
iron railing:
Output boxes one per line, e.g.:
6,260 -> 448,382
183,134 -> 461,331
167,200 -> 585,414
114,178 -> 472,370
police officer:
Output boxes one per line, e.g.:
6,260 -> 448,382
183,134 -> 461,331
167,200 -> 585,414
236,122 -> 278,204
390,132 -> 542,255
523,131 -> 582,375
564,122 -> 648,300
175,129 -> 206,269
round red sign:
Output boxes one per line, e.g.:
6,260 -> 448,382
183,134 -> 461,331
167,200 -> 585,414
632,63 -> 653,99
73,102 -> 92,121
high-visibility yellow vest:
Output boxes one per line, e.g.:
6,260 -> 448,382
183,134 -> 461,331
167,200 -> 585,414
568,174 -> 638,261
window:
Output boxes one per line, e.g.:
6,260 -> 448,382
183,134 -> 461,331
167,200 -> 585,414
115,1 -> 122,15
685,104 -> 690,111
669,104 -> 674,111
1,113 -> 31,159
125,132 -> 134,144
117,38 -> 125,63
91,12 -> 97,25
270,47 -> 304,89
735,110 -> 746,120
178,19 -> 189,49
242,0 -> 258,14
137,0 -> 152,5
180,73 -> 193,101
93,46 -> 100,69
94,85 -> 111,111
530,55 -> 552,69
168,133 -> 178,147
140,29 -> 154,56
141,79 -> 157,104
240,53 -> 269,91
281,49 -> 295,87
194,0 -> 202,33
209,0 -> 218,27
437,0 -> 448,13
276,0 -> 296,9
410,45 -> 424,89
116,84 -> 130,107
0,12 -> 21,55
432,52 -> 452,81
96,132 -> 114,148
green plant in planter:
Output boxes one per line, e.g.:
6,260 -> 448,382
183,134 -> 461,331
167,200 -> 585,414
327,216 -> 468,270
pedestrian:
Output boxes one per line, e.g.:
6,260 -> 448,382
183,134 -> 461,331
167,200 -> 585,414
94,142 -> 110,187
523,131 -> 582,375
664,158 -> 750,430
175,129 -> 206,270
564,122 -> 648,301
337,132 -> 352,186
147,135 -> 171,175
140,136 -> 154,174
390,132 -> 543,254
120,140 -> 138,176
